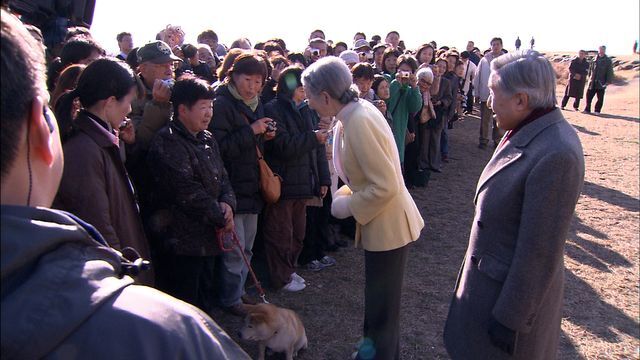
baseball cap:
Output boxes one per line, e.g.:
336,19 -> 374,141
354,39 -> 371,51
137,40 -> 181,64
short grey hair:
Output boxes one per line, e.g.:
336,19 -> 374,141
416,67 -> 434,83
489,50 -> 556,108
302,56 -> 359,104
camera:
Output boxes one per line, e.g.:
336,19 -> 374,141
161,78 -> 175,89
310,48 -> 320,57
401,71 -> 411,78
119,118 -> 131,130
266,121 -> 276,132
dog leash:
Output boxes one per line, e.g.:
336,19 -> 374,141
217,229 -> 269,304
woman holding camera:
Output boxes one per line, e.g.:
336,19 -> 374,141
302,57 -> 423,360
53,58 -> 153,286
262,66 -> 331,290
209,52 -> 275,315
385,54 -> 422,166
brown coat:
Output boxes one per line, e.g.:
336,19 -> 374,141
54,110 -> 153,285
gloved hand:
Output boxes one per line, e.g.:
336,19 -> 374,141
331,194 -> 352,219
488,316 -> 517,355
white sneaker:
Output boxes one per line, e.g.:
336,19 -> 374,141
291,272 -> 306,284
282,279 -> 306,292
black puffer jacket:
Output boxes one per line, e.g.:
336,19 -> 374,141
264,96 -> 331,199
147,119 -> 236,257
210,84 -> 265,214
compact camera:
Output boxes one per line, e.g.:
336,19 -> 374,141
161,78 -> 175,89
119,118 -> 131,130
310,48 -> 320,57
401,71 -> 411,78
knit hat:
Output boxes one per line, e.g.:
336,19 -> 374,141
339,50 -> 359,65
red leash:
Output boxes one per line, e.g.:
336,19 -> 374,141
217,229 -> 268,304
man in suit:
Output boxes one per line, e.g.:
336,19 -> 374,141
444,50 -> 585,359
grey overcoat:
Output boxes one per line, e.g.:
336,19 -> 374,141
443,108 -> 585,359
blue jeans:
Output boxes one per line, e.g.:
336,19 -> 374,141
217,213 -> 258,307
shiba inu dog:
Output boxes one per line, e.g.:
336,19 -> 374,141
238,303 -> 307,360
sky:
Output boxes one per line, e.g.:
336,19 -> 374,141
90,0 -> 640,56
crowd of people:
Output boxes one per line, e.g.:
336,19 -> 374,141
2,7 -> 595,358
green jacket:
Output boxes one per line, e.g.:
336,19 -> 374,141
386,78 -> 422,162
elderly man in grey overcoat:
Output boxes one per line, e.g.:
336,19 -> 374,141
443,50 -> 585,359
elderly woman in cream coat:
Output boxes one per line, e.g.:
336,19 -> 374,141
302,57 -> 424,360
443,50 -> 584,359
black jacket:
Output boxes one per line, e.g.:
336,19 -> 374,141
264,96 -> 331,199
210,84 -> 265,214
147,119 -> 236,256
588,55 -> 614,90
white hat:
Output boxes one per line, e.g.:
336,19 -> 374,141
339,50 -> 359,65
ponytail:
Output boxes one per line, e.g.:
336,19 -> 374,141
53,89 -> 79,143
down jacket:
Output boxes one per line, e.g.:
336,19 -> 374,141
264,96 -> 331,199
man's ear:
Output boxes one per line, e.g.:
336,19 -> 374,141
29,96 -> 56,166
514,92 -> 529,111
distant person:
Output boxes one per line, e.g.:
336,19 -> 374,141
515,36 -> 521,51
634,40 -> 639,54
561,50 -> 589,110
465,41 -> 480,65
472,37 -> 505,149
584,45 -> 614,114
197,29 -> 227,57
309,29 -> 326,41
530,36 -> 535,49
0,9 -> 250,359
460,51 -> 477,114
116,32 -> 133,60
385,30 -> 401,49
444,50 -> 585,360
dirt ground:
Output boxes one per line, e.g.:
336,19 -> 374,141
209,64 -> 640,360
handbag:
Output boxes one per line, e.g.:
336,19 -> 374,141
240,112 -> 282,203
256,145 -> 282,204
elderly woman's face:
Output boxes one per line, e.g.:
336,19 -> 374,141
305,88 -> 332,117
488,80 -> 522,130
417,77 -> 432,93
233,73 -> 264,100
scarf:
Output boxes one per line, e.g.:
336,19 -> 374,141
227,83 -> 259,112
419,91 -> 436,123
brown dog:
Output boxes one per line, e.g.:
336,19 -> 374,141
238,303 -> 308,360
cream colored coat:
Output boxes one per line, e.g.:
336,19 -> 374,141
333,100 -> 424,251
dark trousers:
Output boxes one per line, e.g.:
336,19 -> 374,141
300,193 -> 331,265
561,95 -> 581,109
165,255 -> 216,313
585,88 -> 606,112
262,199 -> 307,289
465,86 -> 474,112
356,245 -> 409,360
